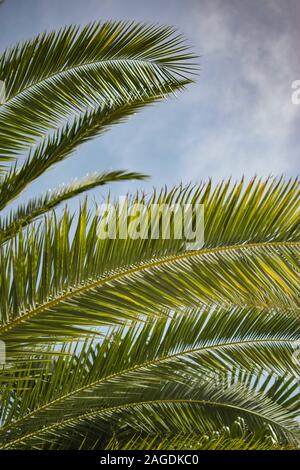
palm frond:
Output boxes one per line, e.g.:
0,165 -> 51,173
1,366 -> 298,449
0,306 -> 299,449
0,90 -> 177,208
0,21 -> 196,165
0,178 -> 299,353
103,431 -> 295,451
0,170 -> 147,242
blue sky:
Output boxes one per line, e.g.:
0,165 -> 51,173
0,0 -> 299,204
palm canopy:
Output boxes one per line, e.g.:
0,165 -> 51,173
0,21 -> 299,451
1,177 -> 299,352
0,177 -> 299,449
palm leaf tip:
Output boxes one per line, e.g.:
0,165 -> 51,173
0,170 -> 148,242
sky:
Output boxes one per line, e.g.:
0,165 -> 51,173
0,0 -> 299,205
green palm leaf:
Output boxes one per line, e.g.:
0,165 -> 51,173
0,21 -> 195,165
0,313 -> 299,449
0,178 -> 299,353
0,19 -> 299,451
0,90 -> 178,210
0,170 -> 147,242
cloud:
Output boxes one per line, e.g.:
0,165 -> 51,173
1,0 -> 298,204
178,0 -> 300,182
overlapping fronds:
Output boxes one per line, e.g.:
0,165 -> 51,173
0,176 -> 299,450
0,20 -> 299,451
0,309 -> 299,449
0,91 -> 176,210
0,178 -> 299,353
103,427 -> 296,451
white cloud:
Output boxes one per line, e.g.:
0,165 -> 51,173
179,0 -> 299,182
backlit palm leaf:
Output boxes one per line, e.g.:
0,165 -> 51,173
0,178 -> 299,352
0,20 -> 299,451
0,312 -> 299,449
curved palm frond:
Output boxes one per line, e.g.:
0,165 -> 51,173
0,89 -> 179,210
0,303 -> 299,449
1,355 -> 298,449
1,306 -> 298,414
0,19 -> 299,451
102,429 -> 296,451
0,21 -> 196,165
0,178 -> 299,352
0,170 -> 147,242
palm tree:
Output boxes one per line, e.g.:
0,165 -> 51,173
0,22 -> 299,450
